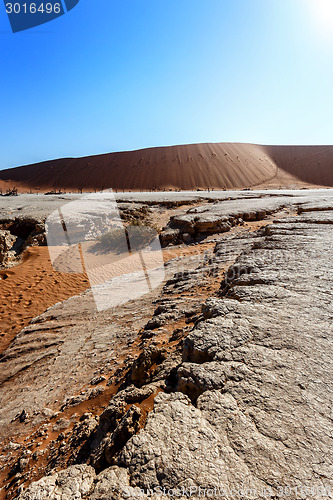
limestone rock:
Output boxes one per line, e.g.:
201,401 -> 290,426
88,466 -> 135,500
169,214 -> 195,234
159,228 -> 181,246
118,391 -> 267,494
194,215 -> 230,234
177,360 -> 249,401
19,464 -> 96,499
0,229 -> 16,266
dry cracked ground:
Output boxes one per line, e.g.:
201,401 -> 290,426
0,189 -> 332,499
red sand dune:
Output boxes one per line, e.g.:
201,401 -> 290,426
0,143 -> 333,192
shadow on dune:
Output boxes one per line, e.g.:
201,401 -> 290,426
1,143 -> 333,192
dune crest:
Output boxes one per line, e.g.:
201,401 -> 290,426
1,143 -> 333,192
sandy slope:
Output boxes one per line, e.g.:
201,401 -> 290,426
0,247 -> 90,355
0,143 -> 333,192
0,241 -> 212,357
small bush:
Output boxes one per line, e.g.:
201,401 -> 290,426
96,222 -> 157,254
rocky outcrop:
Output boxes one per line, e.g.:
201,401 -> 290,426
161,195 -> 293,244
18,465 -> 96,499
0,230 -> 16,266
88,384 -> 160,470
14,196 -> 333,499
0,216 -> 45,268
168,213 -> 232,239
19,463 -> 168,500
159,228 -> 182,246
115,211 -> 333,498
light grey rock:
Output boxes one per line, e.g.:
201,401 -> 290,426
170,214 -> 195,234
298,199 -> 333,212
177,360 -> 250,400
183,311 -> 253,363
201,297 -> 239,319
88,466 -> 134,500
118,392 -> 267,494
0,229 -> 16,265
159,228 -> 181,246
119,384 -> 157,404
118,203 -> 333,498
0,189 -> 331,220
194,215 -> 230,234
276,209 -> 333,225
7,191 -> 333,499
19,464 -> 96,499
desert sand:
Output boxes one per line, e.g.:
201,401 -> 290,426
1,143 -> 333,193
0,231 -> 214,357
0,247 -> 90,355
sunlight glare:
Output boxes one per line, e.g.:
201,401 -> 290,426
308,0 -> 333,41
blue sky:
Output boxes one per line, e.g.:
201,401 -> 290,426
1,0 -> 333,170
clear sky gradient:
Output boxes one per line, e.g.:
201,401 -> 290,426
1,0 -> 333,170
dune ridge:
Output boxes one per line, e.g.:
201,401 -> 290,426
1,143 -> 333,192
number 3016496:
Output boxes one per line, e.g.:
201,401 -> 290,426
5,3 -> 61,14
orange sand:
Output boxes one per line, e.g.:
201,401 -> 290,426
1,143 -> 333,193
0,247 -> 90,355
0,242 -> 210,356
